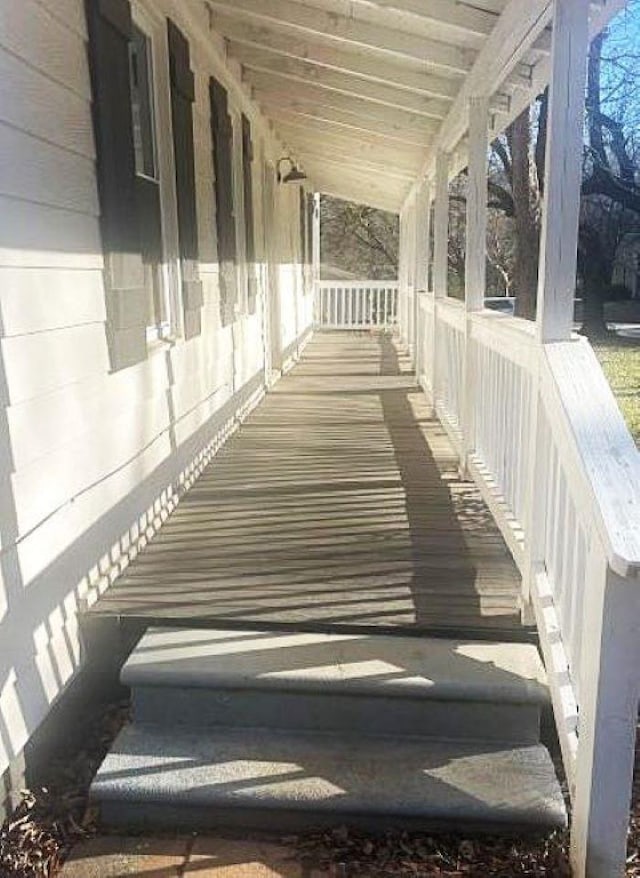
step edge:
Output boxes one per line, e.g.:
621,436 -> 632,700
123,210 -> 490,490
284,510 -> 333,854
123,671 -> 550,706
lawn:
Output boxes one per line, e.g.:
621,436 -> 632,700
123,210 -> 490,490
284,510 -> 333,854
594,337 -> 640,446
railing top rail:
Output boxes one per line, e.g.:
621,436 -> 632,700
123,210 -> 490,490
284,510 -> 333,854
427,299 -> 640,577
436,295 -> 465,330
317,280 -> 399,289
470,308 -> 537,340
437,295 -> 465,311
544,338 -> 640,578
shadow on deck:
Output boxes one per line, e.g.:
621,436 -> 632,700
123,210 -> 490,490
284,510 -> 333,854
85,332 -> 525,639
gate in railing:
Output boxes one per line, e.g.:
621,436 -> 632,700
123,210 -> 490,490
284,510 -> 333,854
314,281 -> 399,329
413,290 -> 640,878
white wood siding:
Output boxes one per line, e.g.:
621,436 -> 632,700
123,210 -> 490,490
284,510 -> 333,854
0,0 -> 310,790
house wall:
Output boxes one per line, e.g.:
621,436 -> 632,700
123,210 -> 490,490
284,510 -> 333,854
0,0 -> 312,803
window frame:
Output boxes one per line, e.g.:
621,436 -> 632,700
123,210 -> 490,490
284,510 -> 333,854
132,1 -> 182,346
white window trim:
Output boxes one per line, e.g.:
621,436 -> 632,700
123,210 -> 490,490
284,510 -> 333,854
132,0 -> 184,345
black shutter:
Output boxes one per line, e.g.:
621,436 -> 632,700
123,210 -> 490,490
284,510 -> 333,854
210,76 -> 237,325
242,114 -> 257,314
168,19 -> 202,339
168,19 -> 197,261
86,0 -> 139,259
85,0 -> 148,370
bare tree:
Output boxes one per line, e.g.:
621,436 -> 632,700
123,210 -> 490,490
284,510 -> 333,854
579,27 -> 640,335
320,196 -> 399,279
486,97 -> 547,319
486,4 -> 640,335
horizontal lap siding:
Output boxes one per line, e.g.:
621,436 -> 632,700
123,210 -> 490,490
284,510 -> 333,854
0,268 -> 106,336
0,0 -> 311,790
0,195 -> 102,269
0,51 -> 94,158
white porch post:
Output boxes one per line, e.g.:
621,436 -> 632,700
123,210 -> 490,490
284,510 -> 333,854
433,150 -> 449,300
536,0 -> 589,342
464,97 -> 490,313
430,150 -> 449,404
572,566 -> 640,877
312,192 -> 321,324
312,192 -> 321,285
398,207 -> 407,340
415,181 -> 430,293
406,194 -> 417,352
414,181 -> 431,377
461,96 -> 490,468
525,0 -> 590,601
400,201 -> 415,346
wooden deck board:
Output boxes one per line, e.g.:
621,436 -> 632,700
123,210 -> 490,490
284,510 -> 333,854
86,332 -> 524,635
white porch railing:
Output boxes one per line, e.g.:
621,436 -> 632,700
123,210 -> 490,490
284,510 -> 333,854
314,281 -> 399,329
415,290 -> 640,877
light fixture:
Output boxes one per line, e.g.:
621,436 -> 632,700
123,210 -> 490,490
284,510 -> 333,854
277,156 -> 307,184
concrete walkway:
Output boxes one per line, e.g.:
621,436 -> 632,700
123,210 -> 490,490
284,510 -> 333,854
61,835 -> 327,877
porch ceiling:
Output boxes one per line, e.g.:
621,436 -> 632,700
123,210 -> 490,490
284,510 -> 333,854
205,0 -> 623,213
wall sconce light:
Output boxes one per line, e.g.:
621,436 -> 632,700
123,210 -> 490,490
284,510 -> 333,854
277,156 -> 307,184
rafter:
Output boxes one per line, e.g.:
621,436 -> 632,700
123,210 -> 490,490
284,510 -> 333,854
216,16 -> 465,100
286,146 -> 418,182
302,158 -> 408,191
258,98 -> 436,144
247,73 -> 441,132
306,166 -> 407,209
206,0 -> 476,75
272,113 -> 430,156
314,181 -> 400,212
278,125 -> 424,177
232,45 -> 451,119
316,0 -> 501,39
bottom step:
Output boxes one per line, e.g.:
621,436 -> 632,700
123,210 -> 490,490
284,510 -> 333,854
92,725 -> 567,833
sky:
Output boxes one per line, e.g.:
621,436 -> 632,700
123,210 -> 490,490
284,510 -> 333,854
599,0 -> 640,140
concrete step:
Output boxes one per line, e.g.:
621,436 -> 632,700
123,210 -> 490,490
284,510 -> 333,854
123,628 -> 548,744
91,724 -> 567,834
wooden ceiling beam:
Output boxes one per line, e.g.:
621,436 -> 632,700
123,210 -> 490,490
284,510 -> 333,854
306,169 -> 405,210
288,147 -> 418,182
271,112 -> 430,156
277,125 -> 424,177
315,184 -> 400,212
232,45 -> 451,119
313,0 -> 500,39
216,16 -> 465,100
248,74 -> 441,133
206,0 -> 476,75
253,88 -> 438,140
302,159 -> 409,194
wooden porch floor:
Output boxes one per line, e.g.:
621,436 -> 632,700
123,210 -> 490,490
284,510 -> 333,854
87,332 -> 524,637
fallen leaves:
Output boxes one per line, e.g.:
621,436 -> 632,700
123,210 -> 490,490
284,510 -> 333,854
0,700 -> 129,878
297,826 -> 572,877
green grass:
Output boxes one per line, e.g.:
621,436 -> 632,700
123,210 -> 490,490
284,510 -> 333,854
593,337 -> 640,446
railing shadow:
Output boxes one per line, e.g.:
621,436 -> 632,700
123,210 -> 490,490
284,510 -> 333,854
377,334 -> 497,631
90,331 -> 522,637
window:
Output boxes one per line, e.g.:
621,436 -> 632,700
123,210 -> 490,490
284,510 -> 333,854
167,19 -> 203,341
129,26 -> 157,181
87,1 -> 202,369
129,23 -> 168,342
